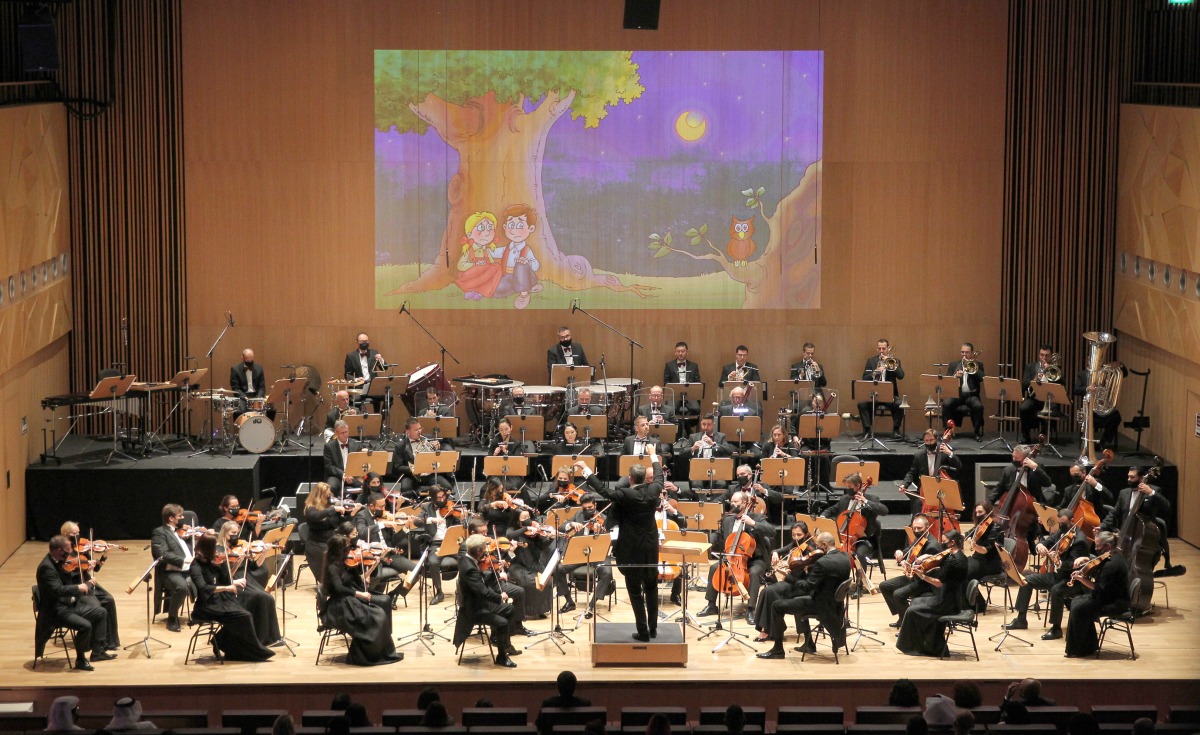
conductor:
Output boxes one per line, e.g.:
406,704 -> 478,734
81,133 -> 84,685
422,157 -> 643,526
576,449 -> 664,642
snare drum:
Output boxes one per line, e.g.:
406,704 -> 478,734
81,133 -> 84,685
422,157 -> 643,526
246,396 -> 269,412
521,385 -> 565,421
235,412 -> 275,453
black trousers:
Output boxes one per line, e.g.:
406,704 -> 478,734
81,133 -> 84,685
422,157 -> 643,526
880,574 -> 930,618
621,564 -> 659,636
943,394 -> 984,433
163,569 -> 192,622
858,399 -> 903,433
57,598 -> 108,655
1012,571 -> 1081,627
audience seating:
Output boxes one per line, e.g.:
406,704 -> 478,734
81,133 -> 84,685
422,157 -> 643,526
468,726 -> 538,735
539,708 -> 608,735
462,708 -> 528,728
222,710 -> 289,735
302,711 -> 344,728
699,707 -> 767,728
970,708 -> 1002,726
78,710 -> 208,730
1090,706 -> 1158,725
1024,707 -> 1080,733
847,725 -> 908,735
1169,707 -> 1200,724
1100,725 -> 1199,734
774,725 -> 847,735
621,708 -> 687,728
778,707 -> 846,726
987,724 -> 1059,735
382,711 -> 428,728
397,727 -> 468,735
0,714 -> 45,732
692,726 -> 764,735
854,707 -> 922,725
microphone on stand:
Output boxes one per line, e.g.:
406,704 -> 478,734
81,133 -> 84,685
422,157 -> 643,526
399,301 -> 409,315
226,311 -> 235,327
570,299 -> 578,313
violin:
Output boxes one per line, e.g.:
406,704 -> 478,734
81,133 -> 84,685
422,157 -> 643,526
1068,550 -> 1113,587
522,520 -> 557,539
1041,520 -> 1082,574
836,478 -> 874,553
913,547 -> 953,575
438,500 -> 464,519
555,484 -> 585,504
963,510 -> 994,556
787,546 -> 826,574
176,524 -> 206,539
74,539 -> 128,555
901,530 -> 931,576
480,553 -> 509,572
61,556 -> 96,573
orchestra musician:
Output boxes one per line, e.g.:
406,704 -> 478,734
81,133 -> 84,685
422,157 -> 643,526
479,477 -> 523,536
549,465 -> 584,508
655,485 -> 689,605
1064,530 -> 1129,658
719,385 -> 760,417
790,342 -> 829,412
229,348 -> 276,420
964,501 -> 1005,582
550,421 -> 598,457
895,529 -> 968,658
420,387 -> 454,418
397,417 -> 454,498
637,385 -> 676,425
821,472 -> 888,574
490,417 -> 536,462
453,535 -> 521,667
499,386 -> 539,418
755,531 -> 849,658
1019,345 -> 1063,443
414,486 -> 464,605
697,490 -> 777,625
463,516 -> 535,629
36,535 -> 116,670
351,493 -> 417,608
1058,462 -> 1115,518
561,387 -> 605,434
664,341 -> 702,434
1003,511 -> 1090,640
213,520 -> 283,648
502,510 -> 552,622
323,421 -> 364,495
59,521 -> 120,652
752,521 -> 812,642
575,452 -> 665,642
1101,466 -> 1185,578
759,425 -> 800,459
150,503 -> 196,633
624,416 -> 664,457
857,338 -> 905,440
942,343 -> 986,440
1073,366 -> 1125,452
988,445 -> 1053,553
325,390 -> 357,435
879,513 -> 943,626
321,533 -> 404,666
189,531 -> 275,661
722,464 -> 783,522
546,326 -> 590,382
899,429 -> 963,515
303,483 -> 359,587
719,344 -> 762,388
554,493 -> 614,618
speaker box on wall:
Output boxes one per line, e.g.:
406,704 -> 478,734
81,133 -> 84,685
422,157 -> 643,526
623,0 -> 661,30
18,18 -> 60,73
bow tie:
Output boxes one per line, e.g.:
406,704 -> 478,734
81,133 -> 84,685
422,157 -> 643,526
341,443 -> 348,450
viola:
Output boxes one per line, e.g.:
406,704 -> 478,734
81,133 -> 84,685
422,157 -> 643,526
901,531 -> 930,576
1041,521 -> 1082,574
787,546 -> 826,574
1068,550 -> 1113,587
556,484 -> 585,504
61,556 -> 96,573
522,521 -> 557,539
995,435 -> 1044,570
74,539 -> 128,555
1065,449 -> 1112,541
836,478 -> 874,553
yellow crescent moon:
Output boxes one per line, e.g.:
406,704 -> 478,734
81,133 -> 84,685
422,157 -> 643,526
675,111 -> 706,142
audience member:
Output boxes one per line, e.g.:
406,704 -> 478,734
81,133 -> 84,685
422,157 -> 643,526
46,696 -> 83,732
925,695 -> 957,732
543,671 -> 591,708
906,716 -> 929,735
889,679 -> 921,707
1001,703 -> 1030,725
417,687 -> 442,711
1013,679 -> 1055,707
953,712 -> 975,735
583,720 -> 607,735
345,704 -> 371,728
952,682 -> 982,710
325,717 -> 349,735
106,699 -> 157,731
725,705 -> 746,735
421,702 -> 455,728
646,713 -> 672,735
1132,718 -> 1155,735
271,715 -> 295,735
330,694 -> 351,711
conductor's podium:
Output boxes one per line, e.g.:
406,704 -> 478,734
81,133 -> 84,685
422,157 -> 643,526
591,622 -> 688,667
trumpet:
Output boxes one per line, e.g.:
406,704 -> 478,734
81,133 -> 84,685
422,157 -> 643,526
962,349 -> 981,375
728,365 -> 749,382
803,358 -> 822,380
340,406 -> 359,418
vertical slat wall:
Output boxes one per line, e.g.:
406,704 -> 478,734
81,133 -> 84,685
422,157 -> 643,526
1000,0 -> 1139,382
55,0 -> 186,429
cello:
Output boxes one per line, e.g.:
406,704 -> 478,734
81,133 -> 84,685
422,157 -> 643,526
837,477 -> 873,553
994,436 -> 1043,571
1116,457 -> 1163,615
1064,449 -> 1112,541
711,498 -> 755,602
923,421 -> 962,536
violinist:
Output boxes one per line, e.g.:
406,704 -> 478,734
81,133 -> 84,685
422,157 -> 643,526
896,529 -> 968,657
481,478 -> 523,536
756,531 -> 849,658
964,501 -> 1005,582
453,535 -> 520,667
548,466 -> 584,508
60,521 -> 120,651
1101,465 -> 1183,578
637,385 -> 676,425
1065,530 -> 1129,657
554,493 -> 614,617
1005,511 -> 1090,640
900,429 -> 963,515
550,421 -> 597,457
303,482 -> 359,587
752,521 -> 812,642
149,503 -> 196,632
576,452 -> 664,642
35,535 -> 115,670
504,509 -> 553,622
879,514 -> 943,625
214,520 -> 283,648
1019,345 -> 1064,443
722,464 -> 783,523
623,416 -> 664,457
189,531 -> 275,661
321,533 -> 403,666
415,486 -> 462,605
465,517 -> 536,631
324,421 -> 365,494
943,342 -> 986,440
820,472 -> 888,575
397,417 -> 454,499
697,490 -> 776,626
351,493 -> 417,608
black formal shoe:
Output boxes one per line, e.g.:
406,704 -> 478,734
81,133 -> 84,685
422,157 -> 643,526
74,657 -> 94,671
1154,564 -> 1187,578
583,609 -> 594,620
975,431 -> 985,441
697,604 -> 719,616
632,632 -> 651,642
559,600 -> 577,614
888,620 -> 901,628
793,642 -> 817,654
756,647 -> 785,659
892,431 -> 904,440
1005,619 -> 1028,630
166,619 -> 181,633
430,592 -> 445,606
516,626 -> 539,637
505,646 -> 522,656
105,645 -> 120,652
1041,626 -> 1063,640
495,656 -> 517,668
90,651 -> 117,662
669,595 -> 682,606
650,628 -> 657,639
753,633 -> 771,642
387,651 -> 405,662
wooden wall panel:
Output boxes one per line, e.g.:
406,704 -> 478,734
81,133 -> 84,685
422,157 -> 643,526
1114,104 -> 1200,545
182,0 -> 1008,427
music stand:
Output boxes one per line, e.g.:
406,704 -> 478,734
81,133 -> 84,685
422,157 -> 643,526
526,546 -> 573,652
93,374 -> 138,464
779,378 -> 815,417
265,377 -> 305,452
689,457 -> 733,497
794,513 -> 840,539
562,532 -> 612,630
852,379 -> 895,451
674,501 -> 723,532
719,415 -> 761,456
661,533 -> 712,637
343,414 -> 383,444
918,476 -> 964,539
618,454 -> 656,477
504,414 -> 545,449
798,413 -> 839,501
670,381 -> 705,435
981,376 -> 1022,452
544,507 -> 573,529
1032,382 -> 1069,457
833,460 -> 881,489
760,457 -> 806,546
368,373 -> 409,445
124,557 -> 168,658
988,543 -> 1034,650
418,416 -> 459,444
414,450 -> 460,481
168,367 -> 208,451
570,414 -> 608,444
920,374 -> 960,428
551,364 -> 594,388
646,422 -> 677,444
483,455 -> 529,489
347,450 -> 392,478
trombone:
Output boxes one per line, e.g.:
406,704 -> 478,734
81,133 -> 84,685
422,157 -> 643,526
874,347 -> 900,379
962,349 -> 981,376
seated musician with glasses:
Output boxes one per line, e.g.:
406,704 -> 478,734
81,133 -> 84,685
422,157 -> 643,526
637,385 -> 676,425
943,342 -> 986,440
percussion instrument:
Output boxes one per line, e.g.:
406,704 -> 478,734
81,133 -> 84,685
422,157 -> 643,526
522,385 -> 566,421
605,377 -> 642,407
588,383 -> 629,421
246,396 -> 269,411
235,412 -> 275,453
402,363 -> 450,414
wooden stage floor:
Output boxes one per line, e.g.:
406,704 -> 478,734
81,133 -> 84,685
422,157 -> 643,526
3,539 -> 1199,715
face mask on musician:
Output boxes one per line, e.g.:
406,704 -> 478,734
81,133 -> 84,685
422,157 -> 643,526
557,479 -> 570,488
513,396 -> 524,405
372,508 -> 383,518
925,443 -> 937,452
359,341 -> 370,351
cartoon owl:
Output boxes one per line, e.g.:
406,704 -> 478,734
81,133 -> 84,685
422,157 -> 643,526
726,216 -> 757,267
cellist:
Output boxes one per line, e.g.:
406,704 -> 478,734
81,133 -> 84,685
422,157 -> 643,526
1003,510 -> 1091,640
821,472 -> 888,576
900,429 -> 962,516
697,490 -> 776,626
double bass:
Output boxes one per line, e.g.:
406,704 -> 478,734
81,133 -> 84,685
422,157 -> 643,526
994,437 -> 1044,570
1116,457 -> 1163,615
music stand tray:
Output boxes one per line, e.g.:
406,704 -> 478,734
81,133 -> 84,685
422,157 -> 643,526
794,513 -> 840,539
506,415 -> 545,442
418,416 -> 459,440
759,457 -> 805,487
552,454 -> 596,475
570,414 -> 608,439
918,475 -> 964,512
688,457 -> 733,497
347,450 -> 392,477
718,415 -> 761,447
919,374 -> 961,403
438,525 -> 467,557
798,412 -> 841,440
483,455 -> 529,478
647,422 -> 677,444
171,367 -> 208,389
551,364 -> 594,388
414,450 -> 460,477
674,501 -> 723,532
618,454 -> 656,477
344,414 -> 384,438
368,373 -> 410,398
833,460 -> 881,488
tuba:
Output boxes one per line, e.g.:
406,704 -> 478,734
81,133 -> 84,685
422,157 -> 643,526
1077,331 -> 1123,466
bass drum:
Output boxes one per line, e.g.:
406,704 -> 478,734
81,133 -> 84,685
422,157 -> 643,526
235,412 -> 275,454
402,363 -> 450,415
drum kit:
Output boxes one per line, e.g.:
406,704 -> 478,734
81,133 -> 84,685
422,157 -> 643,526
192,388 -> 275,455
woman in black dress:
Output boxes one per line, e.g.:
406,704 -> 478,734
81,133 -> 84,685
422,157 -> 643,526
964,501 -> 1005,580
896,529 -> 968,657
189,531 -> 275,662
304,482 -> 356,586
215,520 -> 282,647
321,534 -> 403,666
